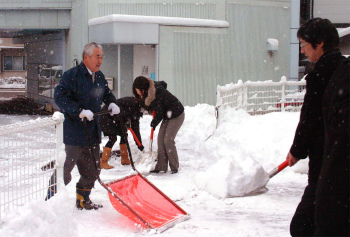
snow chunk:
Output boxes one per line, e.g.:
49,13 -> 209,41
196,156 -> 269,198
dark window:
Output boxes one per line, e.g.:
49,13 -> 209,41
4,56 -> 12,70
3,56 -> 25,71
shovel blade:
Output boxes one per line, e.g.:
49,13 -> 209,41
107,173 -> 189,232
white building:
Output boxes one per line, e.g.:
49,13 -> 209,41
0,0 -> 348,107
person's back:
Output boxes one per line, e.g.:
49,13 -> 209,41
286,18 -> 345,237
315,57 -> 349,236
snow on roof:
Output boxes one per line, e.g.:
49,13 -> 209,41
88,14 -> 229,28
338,27 -> 350,38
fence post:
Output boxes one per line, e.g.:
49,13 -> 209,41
55,115 -> 64,191
243,85 -> 248,111
281,77 -> 286,112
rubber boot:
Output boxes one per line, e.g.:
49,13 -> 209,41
76,187 -> 103,210
45,186 -> 56,201
101,147 -> 114,169
120,144 -> 130,165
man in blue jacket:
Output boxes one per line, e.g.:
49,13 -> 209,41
54,42 -> 120,210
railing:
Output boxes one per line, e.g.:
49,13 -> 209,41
0,112 -> 64,222
216,76 -> 306,116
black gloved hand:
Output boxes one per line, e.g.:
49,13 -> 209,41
150,123 -> 156,130
138,145 -> 144,151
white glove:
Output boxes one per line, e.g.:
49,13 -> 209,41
79,109 -> 94,121
108,103 -> 120,116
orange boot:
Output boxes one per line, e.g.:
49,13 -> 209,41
101,147 -> 114,169
120,144 -> 130,165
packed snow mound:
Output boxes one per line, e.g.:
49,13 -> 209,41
193,107 -> 305,198
196,156 -> 269,198
0,186 -> 77,237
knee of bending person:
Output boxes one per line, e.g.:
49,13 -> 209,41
64,174 -> 71,186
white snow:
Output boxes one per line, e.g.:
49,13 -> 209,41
88,14 -> 229,28
338,27 -> 350,38
266,38 -> 279,47
0,104 -> 308,237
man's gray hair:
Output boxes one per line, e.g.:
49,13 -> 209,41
82,42 -> 102,59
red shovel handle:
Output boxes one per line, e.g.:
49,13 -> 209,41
150,128 -> 154,140
128,128 -> 142,147
150,111 -> 156,140
278,160 -> 289,172
268,159 -> 289,178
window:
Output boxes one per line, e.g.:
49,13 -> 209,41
3,56 -> 26,71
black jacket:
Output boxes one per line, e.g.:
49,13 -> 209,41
143,79 -> 184,128
54,62 -> 117,146
290,50 -> 345,182
99,97 -> 143,148
315,58 -> 349,234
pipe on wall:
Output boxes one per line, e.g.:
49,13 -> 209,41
289,0 -> 301,81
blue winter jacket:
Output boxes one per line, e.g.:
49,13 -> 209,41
54,62 -> 117,146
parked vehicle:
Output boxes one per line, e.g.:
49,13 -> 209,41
38,65 -> 63,88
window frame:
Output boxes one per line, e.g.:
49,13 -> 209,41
3,55 -> 26,71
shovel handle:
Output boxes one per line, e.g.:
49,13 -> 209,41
150,128 -> 154,140
128,128 -> 142,147
150,111 -> 156,140
149,111 -> 156,152
268,160 -> 289,178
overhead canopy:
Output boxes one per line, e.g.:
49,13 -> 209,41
88,14 -> 229,44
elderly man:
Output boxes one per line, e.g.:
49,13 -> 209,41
53,42 -> 120,210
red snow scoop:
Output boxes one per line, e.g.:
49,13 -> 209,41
106,173 -> 189,231
88,112 -> 189,232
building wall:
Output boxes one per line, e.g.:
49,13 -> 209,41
0,0 -> 293,107
133,45 -> 156,80
24,32 -> 65,105
159,0 -> 291,106
85,0 -> 291,106
0,38 -> 26,79
88,0 -> 225,20
313,0 -> 350,24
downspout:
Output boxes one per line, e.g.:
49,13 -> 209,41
289,0 -> 300,81
117,44 -> 121,98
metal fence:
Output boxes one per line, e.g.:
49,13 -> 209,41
0,113 -> 64,221
216,77 -> 306,116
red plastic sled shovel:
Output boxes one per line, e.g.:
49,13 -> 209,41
90,112 -> 189,232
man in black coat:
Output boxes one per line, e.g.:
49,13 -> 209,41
52,42 -> 119,210
99,96 -> 144,168
314,58 -> 349,236
286,18 -> 345,236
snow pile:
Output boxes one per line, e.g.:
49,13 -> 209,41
196,156 -> 269,198
0,105 -> 309,237
0,187 -> 77,237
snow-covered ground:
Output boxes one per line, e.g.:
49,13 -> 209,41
0,104 -> 308,237
0,77 -> 26,88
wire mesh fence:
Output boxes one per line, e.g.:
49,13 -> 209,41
0,115 -> 64,221
217,77 -> 306,116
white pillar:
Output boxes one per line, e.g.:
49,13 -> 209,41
289,0 -> 300,82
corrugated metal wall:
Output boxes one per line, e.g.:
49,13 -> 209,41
97,2 -> 217,19
313,0 -> 350,24
173,31 -> 229,106
93,0 -> 291,106
171,1 -> 291,106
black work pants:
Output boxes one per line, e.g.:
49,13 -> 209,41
64,145 -> 100,189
